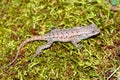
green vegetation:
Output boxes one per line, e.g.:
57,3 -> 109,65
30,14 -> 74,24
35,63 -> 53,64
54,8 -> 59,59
0,0 -> 120,80
110,0 -> 119,5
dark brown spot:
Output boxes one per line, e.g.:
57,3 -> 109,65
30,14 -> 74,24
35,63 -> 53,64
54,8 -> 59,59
65,31 -> 69,35
20,49 -> 25,57
60,31 -> 64,36
76,30 -> 79,33
10,34 -> 19,40
60,36 -> 63,39
113,39 -> 120,46
71,31 -> 74,34
30,29 -> 39,35
55,32 -> 59,38
51,32 -> 55,37
64,36 -> 67,39
104,45 -> 115,50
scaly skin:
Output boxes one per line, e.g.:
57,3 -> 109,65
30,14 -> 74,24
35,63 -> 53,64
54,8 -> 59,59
6,24 -> 100,67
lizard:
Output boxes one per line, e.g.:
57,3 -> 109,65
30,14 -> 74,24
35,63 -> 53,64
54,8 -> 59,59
6,24 -> 100,67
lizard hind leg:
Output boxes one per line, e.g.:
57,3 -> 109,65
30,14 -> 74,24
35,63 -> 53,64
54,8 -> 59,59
34,41 -> 53,57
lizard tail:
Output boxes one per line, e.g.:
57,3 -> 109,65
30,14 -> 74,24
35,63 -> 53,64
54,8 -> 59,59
7,35 -> 44,67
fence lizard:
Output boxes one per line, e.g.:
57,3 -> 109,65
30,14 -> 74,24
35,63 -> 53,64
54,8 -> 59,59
7,24 -> 100,67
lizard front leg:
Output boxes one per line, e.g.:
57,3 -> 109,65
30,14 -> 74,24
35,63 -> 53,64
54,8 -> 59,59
34,41 -> 53,57
71,40 -> 80,48
70,36 -> 83,48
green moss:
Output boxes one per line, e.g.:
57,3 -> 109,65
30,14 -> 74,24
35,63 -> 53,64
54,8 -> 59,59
0,0 -> 120,80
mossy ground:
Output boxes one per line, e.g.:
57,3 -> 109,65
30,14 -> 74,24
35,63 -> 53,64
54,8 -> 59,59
0,0 -> 120,80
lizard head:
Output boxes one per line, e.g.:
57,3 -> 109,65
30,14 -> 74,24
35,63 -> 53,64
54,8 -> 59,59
87,24 -> 100,36
78,24 -> 100,39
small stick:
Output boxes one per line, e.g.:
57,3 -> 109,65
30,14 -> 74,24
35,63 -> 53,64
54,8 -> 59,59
107,66 -> 120,80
